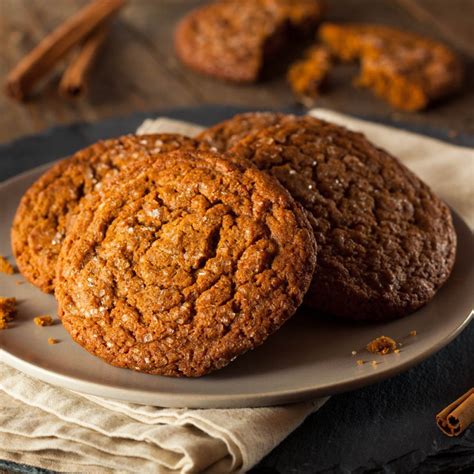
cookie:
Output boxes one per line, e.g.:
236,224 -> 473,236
11,134 -> 197,293
175,0 -> 325,83
287,45 -> 332,105
55,149 -> 317,377
229,116 -> 456,320
320,23 -> 463,111
197,112 -> 289,152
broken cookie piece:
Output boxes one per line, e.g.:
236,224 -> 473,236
34,315 -> 54,327
320,22 -> 463,111
366,335 -> 398,355
287,45 -> 332,105
0,256 -> 15,275
0,296 -> 17,329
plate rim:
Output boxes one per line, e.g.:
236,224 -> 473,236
1,309 -> 472,408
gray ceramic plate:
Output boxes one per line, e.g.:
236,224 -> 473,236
1,164 -> 473,408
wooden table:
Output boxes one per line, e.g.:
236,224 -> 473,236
0,0 -> 473,144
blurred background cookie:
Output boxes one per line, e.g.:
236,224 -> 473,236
319,23 -> 464,111
175,0 -> 325,82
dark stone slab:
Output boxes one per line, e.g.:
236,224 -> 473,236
0,105 -> 472,474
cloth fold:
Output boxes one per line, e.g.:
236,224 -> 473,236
0,363 -> 324,473
1,109 -> 472,473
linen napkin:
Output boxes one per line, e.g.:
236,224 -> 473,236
1,110 -> 473,474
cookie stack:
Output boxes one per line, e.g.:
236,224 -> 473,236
11,113 -> 456,377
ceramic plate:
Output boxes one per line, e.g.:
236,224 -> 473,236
0,164 -> 472,408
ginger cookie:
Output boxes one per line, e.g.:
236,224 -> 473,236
175,0 -> 325,83
229,116 -> 456,321
11,134 -> 197,293
320,23 -> 463,111
55,149 -> 316,377
197,112 -> 289,152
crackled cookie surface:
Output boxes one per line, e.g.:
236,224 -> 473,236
175,0 -> 325,82
230,116 -> 456,320
197,112 -> 289,152
56,150 -> 316,377
11,134 -> 197,293
320,23 -> 463,111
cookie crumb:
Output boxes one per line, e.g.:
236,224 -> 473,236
394,348 -> 401,354
34,315 -> 54,326
351,350 -> 357,356
371,360 -> 379,367
287,45 -> 332,105
409,330 -> 417,337
356,359 -> 364,366
48,337 -> 58,345
0,297 -> 17,329
0,256 -> 15,275
366,335 -> 398,355
15,280 -> 25,286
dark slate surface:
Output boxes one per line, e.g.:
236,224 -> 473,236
0,105 -> 473,474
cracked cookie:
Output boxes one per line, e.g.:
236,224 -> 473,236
11,133 -> 197,293
175,0 -> 325,82
320,23 -> 463,111
55,149 -> 317,377
229,116 -> 456,321
197,112 -> 290,152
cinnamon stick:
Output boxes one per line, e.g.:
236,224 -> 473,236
5,0 -> 125,101
436,388 -> 474,437
59,23 -> 109,98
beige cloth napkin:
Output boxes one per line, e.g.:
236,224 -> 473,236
1,110 -> 473,474
0,363 -> 324,473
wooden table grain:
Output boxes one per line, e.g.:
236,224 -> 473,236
0,0 -> 473,144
